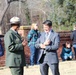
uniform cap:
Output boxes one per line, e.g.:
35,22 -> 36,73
10,17 -> 20,24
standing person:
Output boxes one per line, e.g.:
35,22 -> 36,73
0,38 -> 4,56
27,23 -> 40,65
4,17 -> 27,75
60,41 -> 73,61
35,20 -> 60,75
70,24 -> 76,59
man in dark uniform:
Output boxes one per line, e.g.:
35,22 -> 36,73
4,16 -> 27,75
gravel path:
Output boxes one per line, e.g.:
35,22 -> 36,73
0,61 -> 76,75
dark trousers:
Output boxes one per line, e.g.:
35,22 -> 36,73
40,62 -> 60,75
73,47 -> 76,59
10,67 -> 24,75
35,49 -> 40,64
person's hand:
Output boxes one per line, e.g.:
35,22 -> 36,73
44,40 -> 50,46
40,44 -> 46,49
69,56 -> 72,59
22,40 -> 27,46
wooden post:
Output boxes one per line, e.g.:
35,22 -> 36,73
18,25 -> 31,64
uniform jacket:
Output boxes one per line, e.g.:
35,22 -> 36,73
4,29 -> 26,67
35,30 -> 60,63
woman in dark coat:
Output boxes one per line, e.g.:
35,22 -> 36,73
27,23 -> 40,65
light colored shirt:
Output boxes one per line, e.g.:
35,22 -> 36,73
45,30 -> 52,41
10,28 -> 18,34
